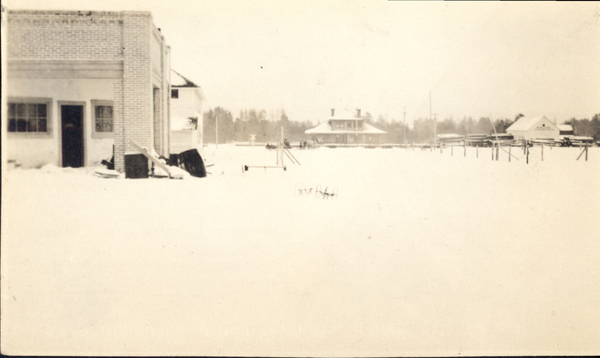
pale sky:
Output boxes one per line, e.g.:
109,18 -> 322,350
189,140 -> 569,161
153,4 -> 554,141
5,0 -> 600,125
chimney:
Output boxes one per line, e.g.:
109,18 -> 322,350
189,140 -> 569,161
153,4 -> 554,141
331,108 -> 335,117
357,108 -> 361,117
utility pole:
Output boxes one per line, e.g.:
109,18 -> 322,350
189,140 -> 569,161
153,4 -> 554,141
403,106 -> 407,145
430,91 -> 436,144
433,113 -> 438,145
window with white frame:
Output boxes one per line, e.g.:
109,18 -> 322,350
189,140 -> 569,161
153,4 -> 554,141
7,99 -> 52,135
92,100 -> 114,137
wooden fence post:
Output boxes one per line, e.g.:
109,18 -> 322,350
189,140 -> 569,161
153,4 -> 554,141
586,144 -> 588,161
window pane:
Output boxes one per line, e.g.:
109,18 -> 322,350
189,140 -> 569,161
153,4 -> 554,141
38,118 -> 47,132
96,120 -> 104,132
37,104 -> 47,118
8,119 -> 16,132
107,120 -> 113,132
8,103 -> 16,117
96,106 -> 104,119
17,103 -> 26,117
28,118 -> 38,132
26,103 -> 37,119
103,106 -> 113,118
17,119 -> 27,132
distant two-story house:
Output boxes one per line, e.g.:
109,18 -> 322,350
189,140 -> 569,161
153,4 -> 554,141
305,109 -> 386,144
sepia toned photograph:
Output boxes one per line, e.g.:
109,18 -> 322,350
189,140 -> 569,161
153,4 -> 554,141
1,0 -> 599,356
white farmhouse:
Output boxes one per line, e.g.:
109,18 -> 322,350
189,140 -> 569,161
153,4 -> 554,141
169,70 -> 205,154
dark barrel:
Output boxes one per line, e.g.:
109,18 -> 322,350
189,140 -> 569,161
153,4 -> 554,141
124,153 -> 149,179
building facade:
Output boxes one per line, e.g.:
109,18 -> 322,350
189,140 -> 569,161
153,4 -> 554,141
4,10 -> 171,172
169,70 -> 205,154
506,116 -> 560,140
305,109 -> 386,144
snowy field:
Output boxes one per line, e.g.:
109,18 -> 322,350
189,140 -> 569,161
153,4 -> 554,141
2,144 -> 600,356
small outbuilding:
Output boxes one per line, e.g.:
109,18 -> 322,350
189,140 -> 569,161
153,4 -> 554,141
506,116 -> 560,140
556,124 -> 574,136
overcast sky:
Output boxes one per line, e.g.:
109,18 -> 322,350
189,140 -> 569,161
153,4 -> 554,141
5,0 -> 600,125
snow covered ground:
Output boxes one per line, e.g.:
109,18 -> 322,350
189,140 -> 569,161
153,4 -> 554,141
2,144 -> 600,356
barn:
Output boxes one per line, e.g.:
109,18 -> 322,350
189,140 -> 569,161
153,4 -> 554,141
506,116 -> 560,140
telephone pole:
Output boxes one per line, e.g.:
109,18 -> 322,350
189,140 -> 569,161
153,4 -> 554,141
403,106 -> 407,145
433,113 -> 438,145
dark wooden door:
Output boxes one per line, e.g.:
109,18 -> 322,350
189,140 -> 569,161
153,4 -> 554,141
61,105 -> 84,168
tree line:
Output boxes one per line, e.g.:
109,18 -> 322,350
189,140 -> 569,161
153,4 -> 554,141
565,114 -> 600,141
203,107 -> 600,144
203,107 -> 314,144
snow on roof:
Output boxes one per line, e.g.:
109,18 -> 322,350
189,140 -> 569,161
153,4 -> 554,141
305,122 -> 386,135
171,70 -> 200,88
557,124 -> 573,131
506,116 -> 553,131
437,133 -> 463,139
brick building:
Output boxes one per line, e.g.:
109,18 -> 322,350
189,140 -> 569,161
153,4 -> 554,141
4,10 -> 171,172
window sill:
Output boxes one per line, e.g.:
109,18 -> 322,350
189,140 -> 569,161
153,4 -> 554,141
7,132 -> 53,139
91,133 -> 115,139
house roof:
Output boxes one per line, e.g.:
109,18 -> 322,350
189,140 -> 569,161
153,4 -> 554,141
327,109 -> 362,120
305,122 -> 386,135
506,116 -> 554,131
171,70 -> 200,88
437,133 -> 463,139
557,124 -> 574,132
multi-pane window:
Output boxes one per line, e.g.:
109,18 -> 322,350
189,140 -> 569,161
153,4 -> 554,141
92,100 -> 114,137
171,89 -> 179,98
95,105 -> 113,132
8,102 -> 48,133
